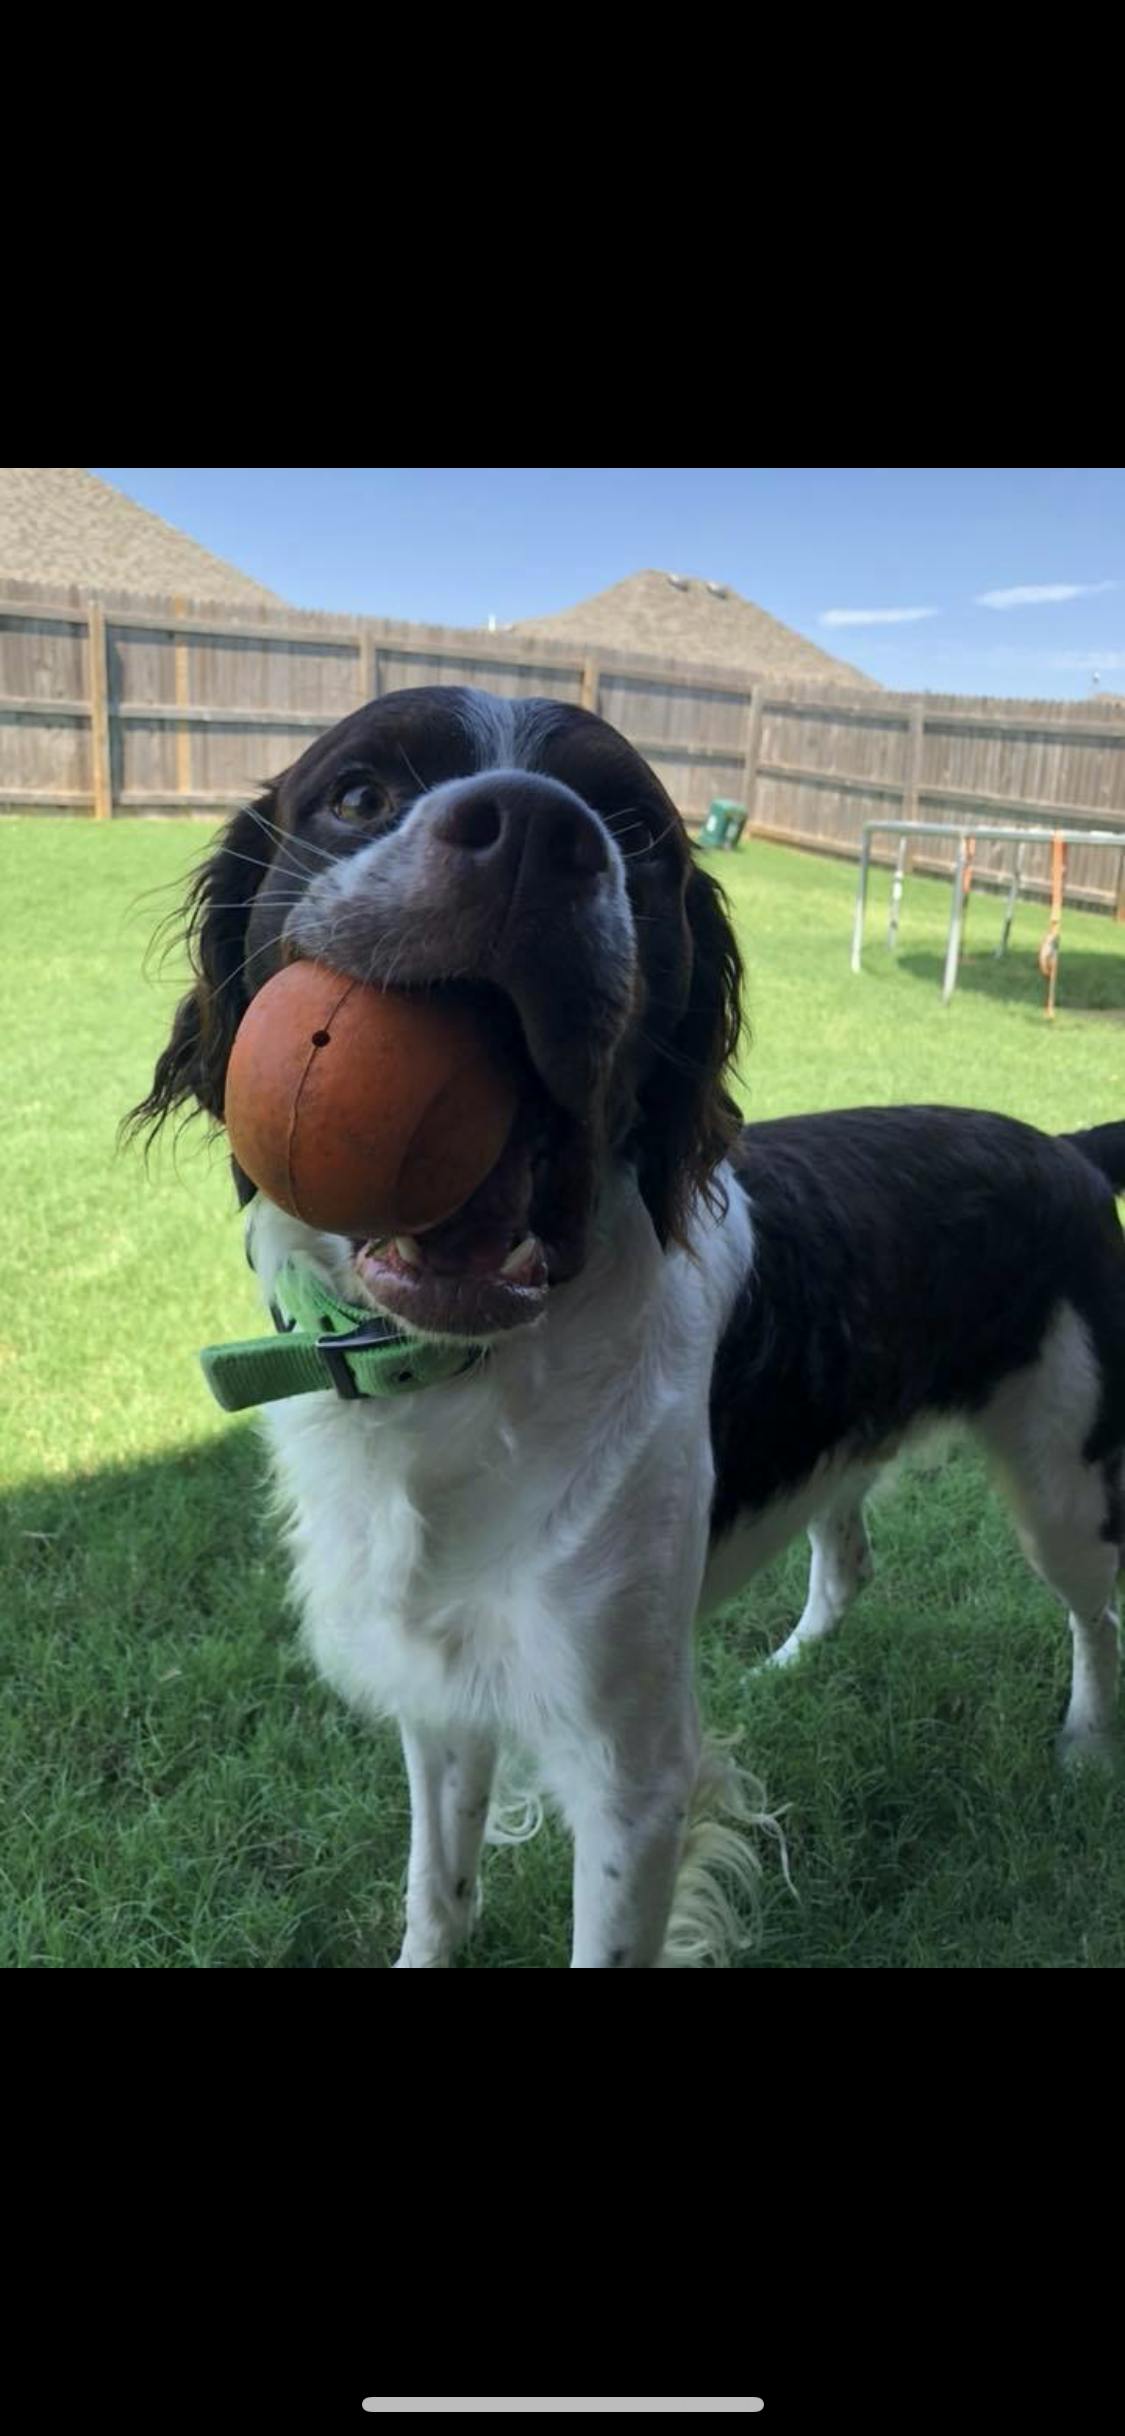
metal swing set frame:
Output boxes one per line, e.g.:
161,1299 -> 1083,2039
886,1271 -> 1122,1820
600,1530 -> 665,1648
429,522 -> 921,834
850,818 -> 1125,1016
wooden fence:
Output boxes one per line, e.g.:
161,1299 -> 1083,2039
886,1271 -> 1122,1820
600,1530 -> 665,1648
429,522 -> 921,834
750,688 -> 1125,913
3,576 -> 1125,910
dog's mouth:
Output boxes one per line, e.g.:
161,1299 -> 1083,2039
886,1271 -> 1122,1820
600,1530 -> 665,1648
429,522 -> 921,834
350,988 -> 598,1341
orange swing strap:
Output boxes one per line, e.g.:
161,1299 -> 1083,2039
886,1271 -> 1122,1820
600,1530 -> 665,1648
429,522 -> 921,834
1037,831 -> 1066,1017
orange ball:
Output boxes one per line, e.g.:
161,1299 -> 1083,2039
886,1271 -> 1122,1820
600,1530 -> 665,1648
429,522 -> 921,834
223,962 -> 518,1238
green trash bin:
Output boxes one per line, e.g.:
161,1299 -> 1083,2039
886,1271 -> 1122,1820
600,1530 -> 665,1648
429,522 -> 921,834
700,798 -> 747,850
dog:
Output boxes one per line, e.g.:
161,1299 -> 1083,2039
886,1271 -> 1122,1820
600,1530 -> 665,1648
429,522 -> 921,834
129,685 -> 1125,1966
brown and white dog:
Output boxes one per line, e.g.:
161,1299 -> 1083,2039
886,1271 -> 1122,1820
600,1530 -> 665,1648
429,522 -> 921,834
130,686 -> 1125,1965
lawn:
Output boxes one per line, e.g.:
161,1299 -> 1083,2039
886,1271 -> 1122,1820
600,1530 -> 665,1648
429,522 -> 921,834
3,814 -> 1125,1968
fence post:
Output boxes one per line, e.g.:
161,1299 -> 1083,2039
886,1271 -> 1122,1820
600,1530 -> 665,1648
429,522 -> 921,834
742,683 -> 765,824
357,628 -> 375,706
581,656 -> 599,714
173,596 -> 192,804
87,599 -> 113,819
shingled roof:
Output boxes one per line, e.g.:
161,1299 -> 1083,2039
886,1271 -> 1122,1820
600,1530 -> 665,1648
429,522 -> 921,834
509,567 -> 879,689
0,468 -> 284,607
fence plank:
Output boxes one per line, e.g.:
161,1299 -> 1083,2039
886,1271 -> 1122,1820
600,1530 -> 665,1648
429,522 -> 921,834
86,603 -> 113,819
742,683 -> 765,820
758,758 -> 907,800
112,701 -> 335,728
903,702 -> 925,820
173,597 -> 192,799
0,694 -> 90,718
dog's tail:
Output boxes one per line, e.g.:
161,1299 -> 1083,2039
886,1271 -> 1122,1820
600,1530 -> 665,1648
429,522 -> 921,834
1063,1122 -> 1125,1192
659,1737 -> 796,1968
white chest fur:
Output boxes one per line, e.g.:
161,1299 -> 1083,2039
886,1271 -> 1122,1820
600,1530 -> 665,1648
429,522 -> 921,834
251,1172 -> 752,1748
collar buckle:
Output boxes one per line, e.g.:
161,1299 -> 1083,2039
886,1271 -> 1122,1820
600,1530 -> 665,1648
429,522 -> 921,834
315,1316 -> 403,1400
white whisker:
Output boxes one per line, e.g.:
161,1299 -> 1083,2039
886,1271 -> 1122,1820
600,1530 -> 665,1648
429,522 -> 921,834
398,743 -> 430,795
208,844 -> 297,884
213,927 -> 291,998
240,801 -> 335,875
614,817 -> 680,863
204,897 -> 304,913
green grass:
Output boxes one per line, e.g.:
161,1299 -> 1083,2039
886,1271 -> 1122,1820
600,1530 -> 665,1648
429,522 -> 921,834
3,815 -> 1125,1967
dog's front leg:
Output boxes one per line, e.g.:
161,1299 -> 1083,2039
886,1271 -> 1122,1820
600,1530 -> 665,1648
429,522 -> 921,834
394,1723 -> 498,1968
566,1696 -> 702,1970
560,1454 -> 714,1967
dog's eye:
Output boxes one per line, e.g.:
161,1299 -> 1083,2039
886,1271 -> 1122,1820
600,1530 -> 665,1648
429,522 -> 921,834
331,777 -> 390,825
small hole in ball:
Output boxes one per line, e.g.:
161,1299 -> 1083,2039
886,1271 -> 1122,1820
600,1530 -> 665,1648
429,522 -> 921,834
310,1028 -> 331,1047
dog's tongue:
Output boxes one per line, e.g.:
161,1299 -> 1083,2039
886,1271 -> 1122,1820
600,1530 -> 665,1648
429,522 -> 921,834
413,1214 -> 529,1278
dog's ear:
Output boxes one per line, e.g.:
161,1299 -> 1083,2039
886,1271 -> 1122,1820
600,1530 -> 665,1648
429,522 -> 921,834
631,860 -> 746,1252
123,792 -> 279,1145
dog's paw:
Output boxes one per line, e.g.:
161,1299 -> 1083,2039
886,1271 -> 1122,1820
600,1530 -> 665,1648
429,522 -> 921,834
1056,1721 -> 1119,1774
749,1628 -> 816,1675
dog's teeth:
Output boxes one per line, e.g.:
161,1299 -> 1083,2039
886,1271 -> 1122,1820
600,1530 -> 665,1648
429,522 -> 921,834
501,1234 -> 537,1277
394,1236 -> 423,1268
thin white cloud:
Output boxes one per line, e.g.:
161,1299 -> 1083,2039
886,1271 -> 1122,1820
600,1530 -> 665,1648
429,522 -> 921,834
1048,649 -> 1125,671
975,580 -> 1118,609
819,606 -> 940,628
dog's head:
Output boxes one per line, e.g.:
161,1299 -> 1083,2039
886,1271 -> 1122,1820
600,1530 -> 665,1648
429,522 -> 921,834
128,687 -> 744,1338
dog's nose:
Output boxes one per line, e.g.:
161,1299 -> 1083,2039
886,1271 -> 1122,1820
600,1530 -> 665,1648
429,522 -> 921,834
429,774 -> 610,886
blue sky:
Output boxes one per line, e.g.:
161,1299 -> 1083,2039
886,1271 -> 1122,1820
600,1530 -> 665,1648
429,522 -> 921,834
94,468 -> 1125,701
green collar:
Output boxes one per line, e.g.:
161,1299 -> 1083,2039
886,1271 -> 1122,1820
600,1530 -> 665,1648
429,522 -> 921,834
200,1251 -> 487,1413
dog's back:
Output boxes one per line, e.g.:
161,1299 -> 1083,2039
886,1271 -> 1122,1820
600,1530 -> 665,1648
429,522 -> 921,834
704,1105 -> 1125,1760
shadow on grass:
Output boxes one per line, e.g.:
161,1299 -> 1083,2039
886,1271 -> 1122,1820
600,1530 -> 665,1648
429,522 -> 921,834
6,1432 -> 1125,1968
895,944 -> 1125,1014
2,1432 -> 405,1968
2,1429 -> 572,1969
